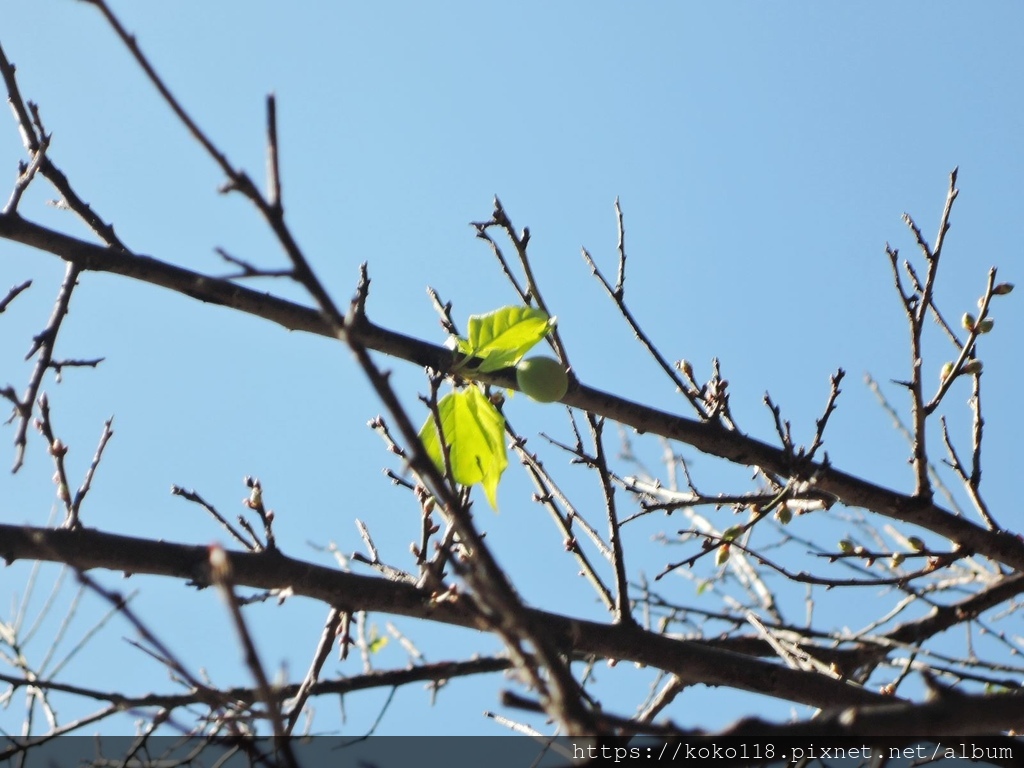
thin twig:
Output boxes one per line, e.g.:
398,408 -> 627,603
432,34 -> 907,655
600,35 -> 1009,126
581,240 -> 709,419
587,413 -> 634,626
170,486 -> 254,549
208,546 -> 298,768
284,607 -> 342,733
806,369 -> 844,462
265,94 -> 282,213
0,280 -> 32,313
12,263 -> 82,472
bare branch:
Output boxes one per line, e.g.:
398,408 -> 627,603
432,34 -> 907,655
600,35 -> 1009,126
0,280 -> 32,313
3,212 -> 1023,574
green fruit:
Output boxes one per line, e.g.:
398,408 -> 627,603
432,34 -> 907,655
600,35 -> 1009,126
516,356 -> 569,403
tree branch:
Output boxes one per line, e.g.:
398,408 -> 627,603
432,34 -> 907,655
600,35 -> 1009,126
0,523 -> 892,711
3,212 -> 1020,574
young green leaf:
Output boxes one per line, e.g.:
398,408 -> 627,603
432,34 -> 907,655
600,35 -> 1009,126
721,525 -> 743,543
367,625 -> 389,654
715,544 -> 731,566
418,386 -> 508,510
456,306 -> 554,373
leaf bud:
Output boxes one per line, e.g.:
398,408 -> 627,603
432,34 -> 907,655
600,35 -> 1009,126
715,544 -> 731,566
961,359 -> 983,375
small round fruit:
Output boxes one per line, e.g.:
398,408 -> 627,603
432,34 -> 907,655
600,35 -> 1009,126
516,356 -> 569,403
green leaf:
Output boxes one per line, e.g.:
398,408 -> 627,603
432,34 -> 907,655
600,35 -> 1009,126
721,525 -> 742,543
715,544 -> 731,566
367,625 -> 389,654
456,306 -> 554,373
418,387 -> 508,510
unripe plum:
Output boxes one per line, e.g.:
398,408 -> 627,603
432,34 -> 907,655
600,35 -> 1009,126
516,356 -> 568,403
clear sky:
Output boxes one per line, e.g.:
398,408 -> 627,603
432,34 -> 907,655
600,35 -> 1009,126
2,1 -> 1023,742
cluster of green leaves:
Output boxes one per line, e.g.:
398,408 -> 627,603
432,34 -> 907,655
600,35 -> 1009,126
417,306 -> 559,509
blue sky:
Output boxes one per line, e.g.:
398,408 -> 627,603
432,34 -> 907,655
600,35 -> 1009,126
2,1 -> 1023,742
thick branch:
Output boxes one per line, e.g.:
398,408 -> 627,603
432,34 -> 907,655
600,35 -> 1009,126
2,213 -> 1023,573
0,523 -> 887,711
